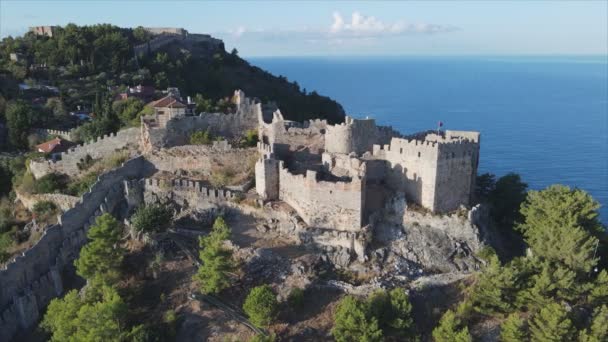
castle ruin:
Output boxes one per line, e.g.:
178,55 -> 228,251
3,89 -> 482,340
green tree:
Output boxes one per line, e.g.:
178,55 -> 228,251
578,305 -> 608,342
42,286 -> 128,342
518,185 -> 601,273
194,94 -> 214,113
500,313 -> 527,342
469,255 -> 517,315
387,288 -> 415,335
74,213 -> 123,283
332,295 -> 383,342
475,172 -> 496,202
193,217 -> 233,294
432,310 -> 472,342
5,100 -> 42,149
529,302 -> 575,342
131,203 -> 173,233
112,97 -> 144,126
490,172 -> 528,227
243,284 -> 279,327
589,270 -> 608,306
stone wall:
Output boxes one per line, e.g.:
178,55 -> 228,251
257,109 -> 327,154
325,116 -> 398,155
371,130 -> 480,213
29,128 -> 140,178
0,157 -> 144,341
142,178 -> 240,211
373,138 -> 440,210
276,162 -> 364,232
143,90 -> 260,150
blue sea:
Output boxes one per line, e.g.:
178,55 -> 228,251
249,56 -> 608,223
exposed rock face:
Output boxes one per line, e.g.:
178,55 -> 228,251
374,194 -> 485,274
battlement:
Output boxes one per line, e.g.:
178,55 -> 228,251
144,178 -> 238,200
36,128 -> 75,141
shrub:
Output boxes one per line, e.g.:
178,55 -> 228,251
77,154 -> 95,171
131,204 -> 173,233
33,200 -> 58,219
189,130 -> 213,145
36,173 -> 67,194
288,287 -> 305,310
243,285 -> 279,327
66,172 -> 99,196
241,129 -> 258,147
210,167 -> 235,188
0,231 -> 14,263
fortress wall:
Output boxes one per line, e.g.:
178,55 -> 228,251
161,102 -> 260,147
321,152 -> 366,179
277,162 -> 363,231
143,178 -> 239,210
374,138 -> 440,210
434,141 -> 480,212
325,117 -> 398,155
0,157 -> 144,340
258,110 -> 327,153
29,128 -> 140,178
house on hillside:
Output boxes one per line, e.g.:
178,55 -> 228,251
36,137 -> 75,160
114,85 -> 156,102
151,95 -> 187,127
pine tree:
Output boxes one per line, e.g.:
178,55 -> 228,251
42,286 -> 128,342
193,217 -> 233,294
500,313 -> 527,342
332,296 -> 384,342
589,270 -> 608,306
518,185 -> 601,273
388,288 -> 414,335
578,305 -> 608,342
470,255 -> 516,315
529,302 -> 575,342
432,310 -> 472,342
74,213 -> 124,283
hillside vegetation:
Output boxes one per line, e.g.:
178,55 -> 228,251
0,24 -> 345,150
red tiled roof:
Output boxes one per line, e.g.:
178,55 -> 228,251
151,95 -> 186,108
36,137 -> 74,154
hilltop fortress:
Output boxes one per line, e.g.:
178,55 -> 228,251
5,89 -> 482,340
256,108 -> 480,220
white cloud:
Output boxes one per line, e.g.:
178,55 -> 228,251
329,11 -> 456,38
221,11 -> 457,44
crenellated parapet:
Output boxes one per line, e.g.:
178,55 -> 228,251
0,156 -> 145,341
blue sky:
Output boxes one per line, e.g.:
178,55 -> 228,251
1,1 -> 606,56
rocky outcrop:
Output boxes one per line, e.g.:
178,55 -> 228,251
373,194 -> 485,274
